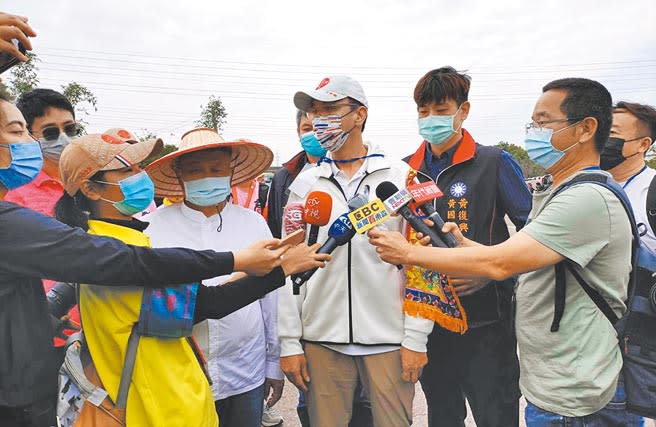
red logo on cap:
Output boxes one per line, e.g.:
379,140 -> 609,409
117,129 -> 131,139
101,134 -> 123,145
316,78 -> 330,90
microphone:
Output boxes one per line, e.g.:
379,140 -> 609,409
283,203 -> 306,235
302,191 -> 332,245
348,198 -> 390,234
292,195 -> 367,293
376,181 -> 447,248
407,182 -> 458,248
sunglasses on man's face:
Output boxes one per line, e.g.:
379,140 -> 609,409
41,123 -> 79,141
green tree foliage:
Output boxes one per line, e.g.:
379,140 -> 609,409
495,141 -> 546,178
197,95 -> 227,131
136,128 -> 177,167
61,81 -> 98,134
8,52 -> 39,97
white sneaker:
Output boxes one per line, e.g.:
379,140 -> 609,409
262,401 -> 283,427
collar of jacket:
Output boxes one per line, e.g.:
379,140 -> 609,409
407,128 -> 477,173
283,151 -> 309,176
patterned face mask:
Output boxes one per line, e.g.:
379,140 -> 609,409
312,109 -> 357,153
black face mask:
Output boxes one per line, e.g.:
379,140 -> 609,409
600,136 -> 647,171
600,137 -> 627,171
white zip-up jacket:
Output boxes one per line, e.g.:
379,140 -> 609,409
278,145 -> 434,357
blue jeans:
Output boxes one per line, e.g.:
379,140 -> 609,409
525,380 -> 644,427
215,384 -> 265,427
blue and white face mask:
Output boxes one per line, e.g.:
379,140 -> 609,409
300,131 -> 327,158
96,171 -> 155,216
0,141 -> 44,190
417,105 -> 462,146
525,122 -> 581,170
183,176 -> 231,207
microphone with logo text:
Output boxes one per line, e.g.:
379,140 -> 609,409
376,181 -> 447,248
302,191 -> 333,245
407,181 -> 459,248
291,194 -> 367,293
283,202 -> 306,235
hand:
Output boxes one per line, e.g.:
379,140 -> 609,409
367,229 -> 413,265
263,377 -> 284,408
280,354 -> 310,392
400,346 -> 427,383
0,13 -> 36,62
50,314 -> 80,340
450,277 -> 489,297
281,243 -> 331,276
233,239 -> 288,276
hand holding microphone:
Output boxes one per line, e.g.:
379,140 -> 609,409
291,194 -> 367,293
375,181 -> 447,248
407,181 -> 459,248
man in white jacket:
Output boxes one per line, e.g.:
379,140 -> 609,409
278,75 -> 434,427
144,129 -> 284,427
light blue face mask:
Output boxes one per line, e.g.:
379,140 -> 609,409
39,134 -> 72,162
417,105 -> 462,146
299,131 -> 327,158
183,176 -> 231,207
525,123 -> 580,170
0,141 -> 44,190
96,171 -> 155,216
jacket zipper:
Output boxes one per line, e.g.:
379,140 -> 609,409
323,167 -> 388,344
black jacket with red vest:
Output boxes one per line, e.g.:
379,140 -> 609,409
404,129 -> 531,326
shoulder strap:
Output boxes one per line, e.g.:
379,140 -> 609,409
115,324 -> 140,409
548,173 -> 638,332
646,174 -> 656,233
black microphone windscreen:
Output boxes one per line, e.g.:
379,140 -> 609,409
375,181 -> 399,201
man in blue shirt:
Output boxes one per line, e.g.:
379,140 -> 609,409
404,66 -> 531,427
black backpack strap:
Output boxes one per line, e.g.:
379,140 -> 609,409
551,262 -> 567,332
547,173 -> 638,332
564,262 -> 619,324
647,174 -> 656,234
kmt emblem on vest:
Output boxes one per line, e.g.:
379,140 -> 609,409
450,182 -> 467,198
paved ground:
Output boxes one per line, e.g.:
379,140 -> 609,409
273,380 -> 655,427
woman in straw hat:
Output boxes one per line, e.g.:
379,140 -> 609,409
52,131 -> 329,427
144,128 -> 292,427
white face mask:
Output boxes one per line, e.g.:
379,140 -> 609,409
39,133 -> 72,161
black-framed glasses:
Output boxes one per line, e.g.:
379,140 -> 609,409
525,117 -> 584,133
41,123 -> 79,141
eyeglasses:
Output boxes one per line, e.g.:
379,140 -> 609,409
41,123 -> 79,141
306,102 -> 360,117
525,118 -> 584,133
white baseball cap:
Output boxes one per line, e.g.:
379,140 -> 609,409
294,75 -> 369,111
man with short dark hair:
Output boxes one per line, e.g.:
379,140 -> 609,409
370,77 -> 642,426
601,101 -> 656,252
5,88 -> 77,216
278,75 -> 434,427
404,66 -> 531,427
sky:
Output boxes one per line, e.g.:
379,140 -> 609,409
10,0 -> 656,165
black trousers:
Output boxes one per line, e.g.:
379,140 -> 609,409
0,395 -> 57,427
420,320 -> 520,427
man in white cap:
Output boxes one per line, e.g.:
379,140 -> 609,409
277,76 -> 434,427
144,129 -> 285,427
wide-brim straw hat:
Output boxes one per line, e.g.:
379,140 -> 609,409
146,128 -> 273,198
